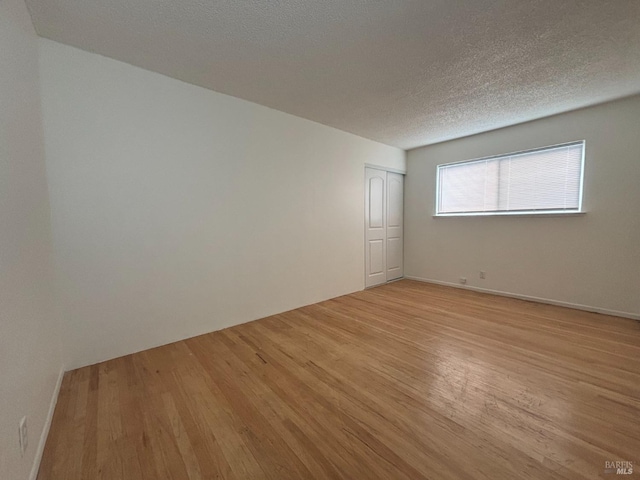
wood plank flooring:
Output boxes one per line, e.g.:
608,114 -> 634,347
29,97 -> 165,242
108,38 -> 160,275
38,280 -> 640,479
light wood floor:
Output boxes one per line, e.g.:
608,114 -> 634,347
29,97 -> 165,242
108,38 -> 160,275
38,280 -> 640,479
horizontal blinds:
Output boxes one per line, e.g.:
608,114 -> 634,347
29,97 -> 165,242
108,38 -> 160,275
437,142 -> 584,215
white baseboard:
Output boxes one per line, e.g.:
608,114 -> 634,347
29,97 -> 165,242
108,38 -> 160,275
29,365 -> 65,480
404,276 -> 639,321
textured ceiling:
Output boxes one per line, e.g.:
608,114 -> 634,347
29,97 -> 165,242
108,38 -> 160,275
27,0 -> 640,149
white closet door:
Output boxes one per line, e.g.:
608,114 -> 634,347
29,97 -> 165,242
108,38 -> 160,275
386,172 -> 404,281
365,168 -> 386,288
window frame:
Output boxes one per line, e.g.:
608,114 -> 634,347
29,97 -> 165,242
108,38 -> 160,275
434,140 -> 586,217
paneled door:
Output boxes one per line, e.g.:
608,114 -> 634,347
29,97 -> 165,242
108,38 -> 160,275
365,168 -> 387,288
386,172 -> 404,281
365,167 -> 404,288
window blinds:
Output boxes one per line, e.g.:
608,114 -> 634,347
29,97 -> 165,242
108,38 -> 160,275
436,141 -> 584,215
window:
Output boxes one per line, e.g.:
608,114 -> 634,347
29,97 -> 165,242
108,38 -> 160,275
436,141 -> 585,216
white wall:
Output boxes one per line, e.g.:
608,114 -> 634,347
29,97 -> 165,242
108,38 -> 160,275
39,39 -> 405,369
405,95 -> 640,318
0,2 -> 64,479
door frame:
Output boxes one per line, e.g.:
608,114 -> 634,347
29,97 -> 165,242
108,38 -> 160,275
364,164 -> 406,175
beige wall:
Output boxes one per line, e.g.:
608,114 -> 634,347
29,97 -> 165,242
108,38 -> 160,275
39,39 -> 405,369
405,95 -> 640,318
0,2 -> 64,479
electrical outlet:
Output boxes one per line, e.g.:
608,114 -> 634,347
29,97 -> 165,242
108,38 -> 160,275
479,271 -> 486,279
460,277 -> 467,285
19,416 -> 28,456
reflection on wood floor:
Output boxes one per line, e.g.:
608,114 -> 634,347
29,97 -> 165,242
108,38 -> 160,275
38,279 -> 640,479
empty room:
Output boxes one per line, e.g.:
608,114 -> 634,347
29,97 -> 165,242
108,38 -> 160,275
2,0 -> 640,479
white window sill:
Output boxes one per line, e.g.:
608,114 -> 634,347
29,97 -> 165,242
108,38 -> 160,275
433,211 -> 587,218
